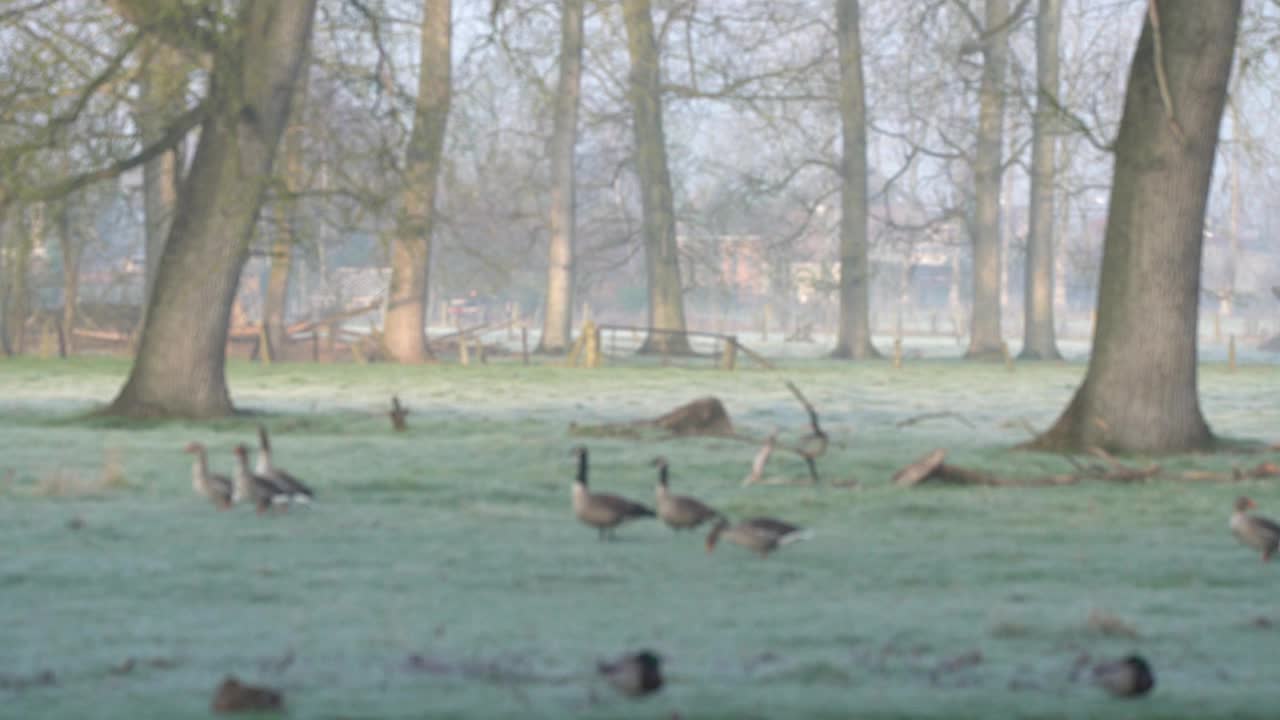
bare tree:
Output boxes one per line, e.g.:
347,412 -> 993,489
831,0 -> 879,360
538,0 -> 585,354
384,0 -> 452,363
1019,0 -> 1063,360
106,0 -> 318,418
264,59 -> 312,358
623,0 -> 690,354
1030,0 -> 1241,453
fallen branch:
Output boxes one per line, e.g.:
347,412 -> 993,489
388,396 -> 409,432
897,411 -> 976,430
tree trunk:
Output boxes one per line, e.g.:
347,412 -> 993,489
384,0 -> 451,364
1020,0 -> 1063,360
1029,0 -> 1240,454
106,0 -> 318,418
138,43 -> 186,328
623,0 -> 691,355
1,210 -> 32,355
264,59 -> 311,358
831,0 -> 879,360
537,0 -> 584,355
966,0 -> 1010,360
55,203 -> 81,355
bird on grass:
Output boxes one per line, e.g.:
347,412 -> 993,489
570,446 -> 655,540
232,445 -> 291,513
184,442 -> 233,509
705,517 -> 812,558
211,675 -> 284,713
255,426 -> 314,504
1092,655 -> 1154,698
653,457 -> 721,531
597,650 -> 663,698
1230,496 -> 1279,562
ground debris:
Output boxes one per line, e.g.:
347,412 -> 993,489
570,396 -> 734,439
0,670 -> 56,691
1086,609 -> 1139,638
211,675 -> 283,714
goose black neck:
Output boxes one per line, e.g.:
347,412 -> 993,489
658,464 -> 668,486
576,450 -> 588,486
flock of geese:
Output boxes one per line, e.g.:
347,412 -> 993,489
183,431 -> 1280,707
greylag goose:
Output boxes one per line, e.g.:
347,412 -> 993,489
705,517 -> 812,557
1230,496 -> 1280,561
653,457 -> 720,530
1092,655 -> 1154,698
233,445 -> 290,513
570,446 -> 655,540
255,426 -> 314,503
184,442 -> 233,509
211,675 -> 284,713
597,650 -> 663,698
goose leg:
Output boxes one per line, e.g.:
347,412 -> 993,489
804,456 -> 820,484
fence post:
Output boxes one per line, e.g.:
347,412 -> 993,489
893,337 -> 903,369
1229,334 -> 1237,372
585,320 -> 601,368
721,336 -> 738,371
459,334 -> 471,366
521,326 -> 529,366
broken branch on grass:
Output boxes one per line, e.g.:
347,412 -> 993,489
388,396 -> 409,432
897,411 -> 976,429
785,380 -> 828,484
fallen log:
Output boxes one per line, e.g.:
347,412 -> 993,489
570,396 -> 734,439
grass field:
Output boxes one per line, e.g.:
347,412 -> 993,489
2,356 -> 1279,718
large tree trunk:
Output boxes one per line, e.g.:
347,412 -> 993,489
384,0 -> 451,364
966,0 -> 1010,360
264,59 -> 311,358
1,209 -> 33,355
106,0 -> 318,418
537,0 -> 585,355
1020,0 -> 1063,360
831,0 -> 879,360
1030,0 -> 1240,454
55,203 -> 81,355
623,0 -> 691,355
138,43 -> 186,329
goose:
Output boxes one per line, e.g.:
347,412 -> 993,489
705,517 -> 812,557
597,650 -> 663,698
1091,655 -> 1154,698
232,445 -> 291,513
570,446 -> 655,540
255,426 -> 314,503
184,442 -> 233,509
211,675 -> 284,713
1230,496 -> 1280,561
653,457 -> 720,530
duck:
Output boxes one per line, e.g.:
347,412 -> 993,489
1230,496 -> 1280,561
232,445 -> 291,513
570,446 -> 655,540
1091,655 -> 1154,698
211,675 -> 284,713
597,650 -> 663,698
255,426 -> 314,503
705,517 -> 812,557
184,442 -> 233,509
653,457 -> 720,530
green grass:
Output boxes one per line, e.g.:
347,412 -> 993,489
2,356 -> 1279,718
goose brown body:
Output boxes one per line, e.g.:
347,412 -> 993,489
597,650 -> 663,698
1092,655 -> 1155,698
570,447 -> 655,540
653,457 -> 720,530
211,675 -> 284,713
184,442 -> 233,509
256,426 -> 314,502
1230,496 -> 1280,561
233,445 -> 290,513
706,516 -> 811,557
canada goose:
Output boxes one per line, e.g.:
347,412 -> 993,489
570,446 -> 655,540
232,445 -> 290,513
1092,655 -> 1154,698
184,442 -> 233,509
597,650 -> 663,698
1230,496 -> 1280,561
256,426 -> 314,503
652,457 -> 720,530
211,675 -> 284,713
705,517 -> 812,557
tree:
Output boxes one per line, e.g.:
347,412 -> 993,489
622,0 -> 691,354
1030,0 -> 1241,454
1019,0 -> 1063,360
831,0 -> 879,360
966,0 -> 1012,359
264,59 -> 311,359
538,0 -> 585,354
137,42 -> 187,329
106,0 -> 318,418
384,0 -> 452,364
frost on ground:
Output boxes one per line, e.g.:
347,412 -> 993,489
1,357 -> 1279,719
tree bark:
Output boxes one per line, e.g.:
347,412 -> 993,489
966,0 -> 1010,360
55,203 -> 81,355
1029,0 -> 1240,454
1020,0 -> 1063,360
384,0 -> 451,364
537,0 -> 584,354
264,58 -> 311,358
1,209 -> 33,355
831,0 -> 879,360
138,43 -> 186,328
106,0 -> 318,418
623,0 -> 691,355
